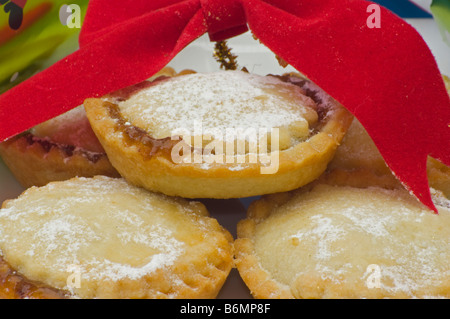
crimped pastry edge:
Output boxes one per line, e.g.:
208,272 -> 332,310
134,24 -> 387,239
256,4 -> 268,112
0,133 -> 120,188
234,169 -> 450,299
84,72 -> 353,199
0,176 -> 235,299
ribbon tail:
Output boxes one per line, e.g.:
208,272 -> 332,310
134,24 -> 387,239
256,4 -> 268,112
429,119 -> 450,169
383,147 -> 436,212
245,0 -> 450,212
0,1 -> 206,142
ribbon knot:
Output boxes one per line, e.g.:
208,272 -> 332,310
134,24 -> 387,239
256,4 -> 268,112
200,0 -> 247,41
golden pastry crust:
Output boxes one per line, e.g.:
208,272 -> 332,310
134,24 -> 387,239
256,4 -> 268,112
0,176 -> 234,299
327,118 -> 391,176
235,171 -> 450,299
329,118 -> 450,198
84,71 -> 353,199
427,157 -> 450,198
0,67 -> 179,188
329,74 -> 450,197
443,74 -> 450,92
0,133 -> 120,188
0,256 -> 65,299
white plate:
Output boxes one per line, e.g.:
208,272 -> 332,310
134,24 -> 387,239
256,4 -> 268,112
0,18 -> 448,299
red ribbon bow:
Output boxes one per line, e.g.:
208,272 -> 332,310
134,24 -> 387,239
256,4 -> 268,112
0,0 -> 449,212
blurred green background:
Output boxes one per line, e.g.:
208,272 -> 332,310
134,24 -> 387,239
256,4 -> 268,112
0,0 -> 88,93
430,0 -> 450,46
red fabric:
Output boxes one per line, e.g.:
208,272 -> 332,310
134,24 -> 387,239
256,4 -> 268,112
199,0 -> 248,41
0,0 -> 449,212
10,0 -> 27,9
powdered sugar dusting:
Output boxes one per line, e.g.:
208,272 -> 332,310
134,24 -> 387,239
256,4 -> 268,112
257,184 -> 450,297
291,215 -> 345,260
117,71 -> 316,140
0,177 -> 191,289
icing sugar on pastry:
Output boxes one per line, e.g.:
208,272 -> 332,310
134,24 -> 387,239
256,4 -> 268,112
0,176 -> 233,299
117,71 -> 318,144
0,177 -> 182,282
235,182 -> 450,299
84,70 -> 352,199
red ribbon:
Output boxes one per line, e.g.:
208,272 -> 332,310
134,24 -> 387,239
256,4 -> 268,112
10,0 -> 27,9
0,0 -> 449,212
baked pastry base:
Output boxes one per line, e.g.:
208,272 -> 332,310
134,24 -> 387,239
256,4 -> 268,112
0,256 -> 66,299
0,133 -> 120,188
328,118 -> 450,198
0,67 -> 180,188
84,72 -> 353,199
0,176 -> 234,299
235,170 -> 450,299
329,75 -> 450,198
